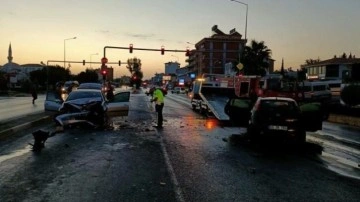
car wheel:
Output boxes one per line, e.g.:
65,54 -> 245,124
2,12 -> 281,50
247,125 -> 259,142
296,130 -> 306,145
192,104 -> 197,111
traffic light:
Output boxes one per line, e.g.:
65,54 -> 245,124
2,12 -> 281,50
185,48 -> 190,56
101,69 -> 107,80
118,60 -> 121,66
129,44 -> 133,53
161,46 -> 165,55
83,60 -> 85,65
101,69 -> 107,75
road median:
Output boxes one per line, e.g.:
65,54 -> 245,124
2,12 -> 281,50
0,113 -> 52,139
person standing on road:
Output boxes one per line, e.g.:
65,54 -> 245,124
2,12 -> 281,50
106,81 -> 114,101
151,87 -> 165,128
31,85 -> 38,104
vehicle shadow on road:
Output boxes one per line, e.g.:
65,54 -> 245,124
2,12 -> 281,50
226,133 -> 324,156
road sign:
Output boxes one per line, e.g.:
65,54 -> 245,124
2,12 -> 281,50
101,57 -> 108,64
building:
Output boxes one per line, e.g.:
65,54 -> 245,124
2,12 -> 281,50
301,57 -> 360,81
165,62 -> 180,75
187,25 -> 247,77
0,43 -> 43,88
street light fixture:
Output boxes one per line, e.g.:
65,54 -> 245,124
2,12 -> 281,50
186,42 -> 195,46
64,36 -> 77,68
89,53 -> 98,68
230,0 -> 248,40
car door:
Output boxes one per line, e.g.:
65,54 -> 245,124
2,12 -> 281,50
224,97 -> 252,127
299,102 -> 324,131
44,91 -> 63,113
106,91 -> 130,117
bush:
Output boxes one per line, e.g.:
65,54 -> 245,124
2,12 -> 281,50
340,84 -> 360,106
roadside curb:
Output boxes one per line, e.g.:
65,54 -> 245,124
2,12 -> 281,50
327,114 -> 360,128
0,115 -> 52,139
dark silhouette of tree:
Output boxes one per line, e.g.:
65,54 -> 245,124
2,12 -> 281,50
240,40 -> 272,76
305,58 -> 321,65
126,57 -> 143,89
30,65 -> 71,90
341,52 -> 347,58
75,69 -> 99,83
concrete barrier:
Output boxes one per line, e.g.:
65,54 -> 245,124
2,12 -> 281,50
0,115 -> 51,139
327,114 -> 360,128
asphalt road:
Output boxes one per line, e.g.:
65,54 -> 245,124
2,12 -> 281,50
0,90 -> 359,202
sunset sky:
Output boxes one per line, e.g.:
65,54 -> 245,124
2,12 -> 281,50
1,0 -> 359,79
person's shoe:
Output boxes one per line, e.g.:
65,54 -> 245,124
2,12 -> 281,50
153,125 -> 163,129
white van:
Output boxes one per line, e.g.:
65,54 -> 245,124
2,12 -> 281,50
299,81 -> 332,102
171,87 -> 186,94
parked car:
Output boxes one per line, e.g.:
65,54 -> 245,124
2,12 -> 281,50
44,89 -> 130,128
299,81 -> 332,103
171,87 -> 186,94
77,82 -> 107,93
62,80 -> 79,93
245,97 -> 324,144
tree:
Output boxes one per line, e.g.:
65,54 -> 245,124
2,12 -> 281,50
30,65 -> 71,90
305,58 -> 321,65
341,52 -> 347,59
240,40 -> 272,76
75,69 -> 99,83
126,57 -> 144,89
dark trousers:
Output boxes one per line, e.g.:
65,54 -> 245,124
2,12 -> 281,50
155,103 -> 164,127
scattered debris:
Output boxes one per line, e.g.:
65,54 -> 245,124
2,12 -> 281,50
30,130 -> 50,152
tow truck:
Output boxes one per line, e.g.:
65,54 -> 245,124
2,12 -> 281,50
189,73 -> 326,131
189,74 -> 236,120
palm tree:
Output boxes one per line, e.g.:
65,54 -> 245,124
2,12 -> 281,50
240,40 -> 272,76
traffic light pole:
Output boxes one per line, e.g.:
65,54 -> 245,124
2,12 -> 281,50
46,60 -> 120,66
103,46 -> 187,58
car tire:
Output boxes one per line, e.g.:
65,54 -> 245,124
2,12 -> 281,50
192,104 -> 197,111
247,125 -> 260,143
297,130 -> 306,145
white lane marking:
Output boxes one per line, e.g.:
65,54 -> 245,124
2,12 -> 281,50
307,136 -> 360,156
157,130 -> 185,202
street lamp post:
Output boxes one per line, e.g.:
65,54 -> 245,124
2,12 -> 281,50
64,37 -> 77,68
40,61 -> 48,91
230,0 -> 248,40
90,53 -> 98,68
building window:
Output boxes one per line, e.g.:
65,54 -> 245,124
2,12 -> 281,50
326,65 -> 339,77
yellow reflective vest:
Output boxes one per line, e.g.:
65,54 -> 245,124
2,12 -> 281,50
153,89 -> 164,105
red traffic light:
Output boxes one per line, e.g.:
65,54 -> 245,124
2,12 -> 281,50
129,44 -> 133,53
161,46 -> 165,55
101,70 -> 107,75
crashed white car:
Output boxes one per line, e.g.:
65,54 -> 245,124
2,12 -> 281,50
44,89 -> 130,128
